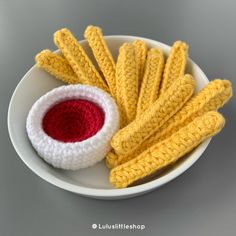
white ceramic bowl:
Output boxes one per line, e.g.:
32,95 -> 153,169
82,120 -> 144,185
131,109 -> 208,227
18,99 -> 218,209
8,35 -> 210,199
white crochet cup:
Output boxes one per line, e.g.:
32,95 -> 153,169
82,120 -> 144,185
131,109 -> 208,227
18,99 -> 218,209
8,36 -> 210,199
26,84 -> 120,170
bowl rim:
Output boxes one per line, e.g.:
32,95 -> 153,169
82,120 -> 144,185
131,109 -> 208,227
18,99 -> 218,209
8,35 -> 210,198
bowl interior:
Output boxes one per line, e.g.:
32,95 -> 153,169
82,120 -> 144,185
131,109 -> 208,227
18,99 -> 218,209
8,36 -> 210,199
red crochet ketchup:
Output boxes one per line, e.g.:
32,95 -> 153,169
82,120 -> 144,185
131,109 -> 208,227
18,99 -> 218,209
42,99 -> 104,143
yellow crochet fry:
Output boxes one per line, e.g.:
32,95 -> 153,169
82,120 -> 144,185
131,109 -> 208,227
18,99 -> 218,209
115,45 -> 127,127
159,41 -> 188,96
133,40 -> 147,89
110,111 -> 225,188
111,74 -> 195,155
106,79 -> 232,168
106,151 -> 117,169
149,79 -> 232,143
84,25 -> 116,97
116,43 -> 139,125
54,28 -> 109,92
136,48 -> 164,116
35,50 -> 80,84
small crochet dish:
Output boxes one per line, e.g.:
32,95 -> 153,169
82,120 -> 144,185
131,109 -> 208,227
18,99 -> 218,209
8,34 -> 231,199
26,84 -> 119,170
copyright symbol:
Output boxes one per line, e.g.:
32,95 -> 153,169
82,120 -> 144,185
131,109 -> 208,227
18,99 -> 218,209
92,224 -> 97,229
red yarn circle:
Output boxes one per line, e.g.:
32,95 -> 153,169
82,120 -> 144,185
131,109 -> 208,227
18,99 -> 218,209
42,99 -> 104,143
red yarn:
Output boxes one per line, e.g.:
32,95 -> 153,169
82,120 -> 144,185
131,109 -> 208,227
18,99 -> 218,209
42,99 -> 104,143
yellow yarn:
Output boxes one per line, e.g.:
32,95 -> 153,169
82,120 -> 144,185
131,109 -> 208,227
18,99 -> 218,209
133,40 -> 147,89
106,151 -> 117,169
35,50 -> 80,84
33,26 -> 230,187
111,74 -> 195,155
106,79 -> 232,168
84,25 -> 116,97
150,79 -> 232,143
110,111 -> 225,188
159,41 -> 188,96
115,45 -> 127,127
54,28 -> 109,92
136,48 -> 164,116
116,43 -> 139,125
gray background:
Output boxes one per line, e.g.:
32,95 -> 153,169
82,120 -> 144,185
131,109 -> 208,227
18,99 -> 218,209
1,0 -> 236,235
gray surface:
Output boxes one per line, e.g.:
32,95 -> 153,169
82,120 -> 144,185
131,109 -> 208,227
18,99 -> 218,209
1,0 -> 236,235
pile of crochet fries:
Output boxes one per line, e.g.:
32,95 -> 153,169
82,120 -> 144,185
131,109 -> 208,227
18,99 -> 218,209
35,25 -> 233,188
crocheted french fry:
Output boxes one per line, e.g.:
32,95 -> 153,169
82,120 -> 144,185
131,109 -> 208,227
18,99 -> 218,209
111,74 -> 195,155
115,45 -> 127,127
110,111 -> 225,188
137,79 -> 232,151
159,41 -> 188,96
35,50 -> 80,84
106,79 -> 232,168
116,43 -> 139,125
106,151 -> 117,168
149,79 -> 233,143
133,40 -> 147,89
84,25 -> 116,97
136,48 -> 164,116
54,28 -> 109,92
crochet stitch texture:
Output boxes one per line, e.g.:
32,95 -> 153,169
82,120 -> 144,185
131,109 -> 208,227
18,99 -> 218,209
111,74 -> 195,155
106,79 -> 232,168
42,99 -> 104,142
115,43 -> 139,127
35,50 -> 80,84
26,85 -> 119,170
110,111 -> 225,188
54,28 -> 109,92
159,41 -> 188,96
133,39 -> 147,90
33,25 -> 232,188
84,25 -> 117,98
136,48 -> 164,116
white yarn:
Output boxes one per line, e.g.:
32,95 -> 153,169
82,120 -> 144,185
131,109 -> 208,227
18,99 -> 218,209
26,84 -> 120,170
